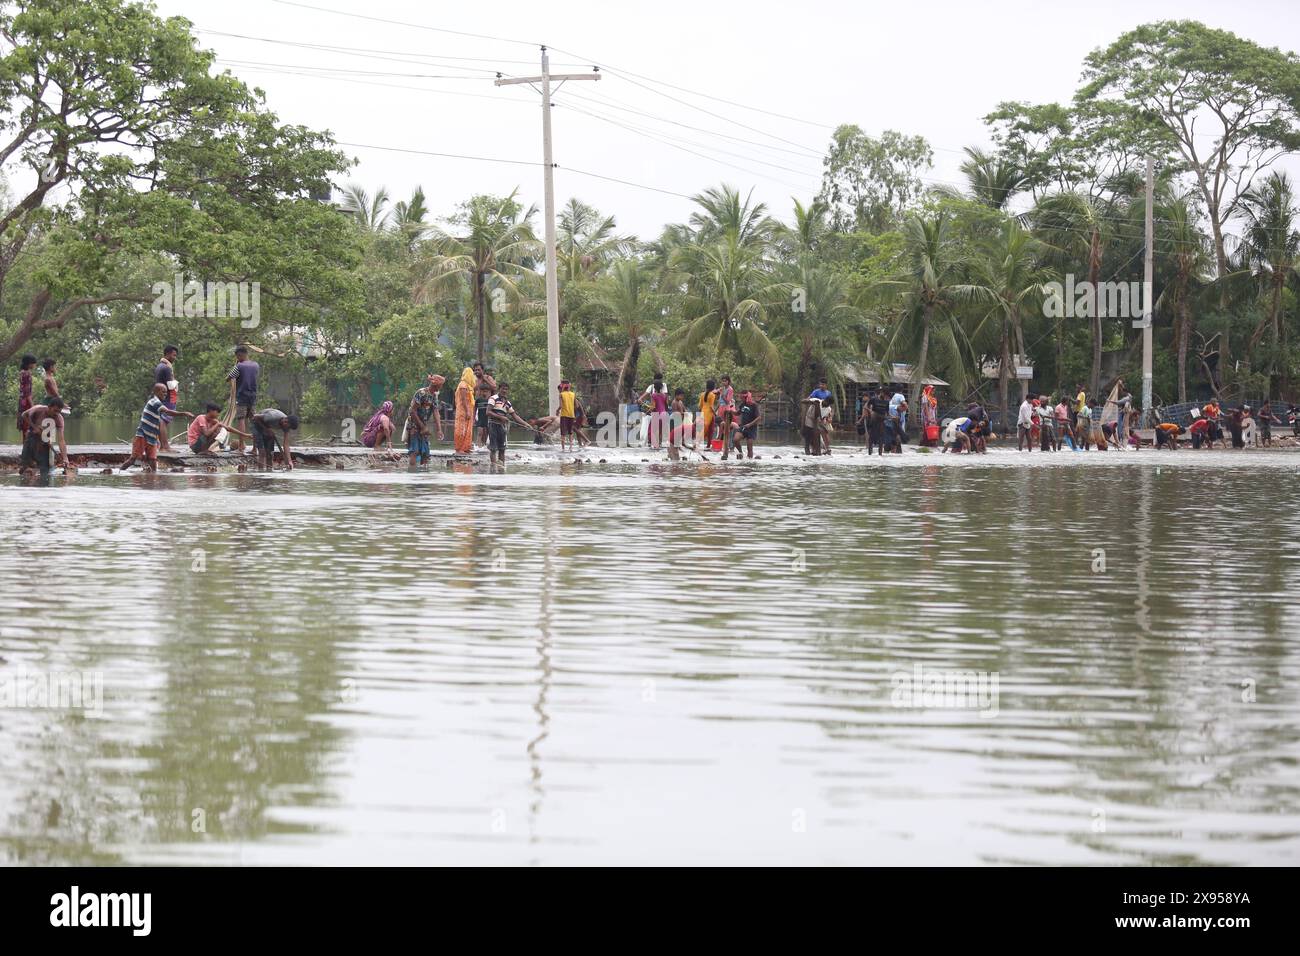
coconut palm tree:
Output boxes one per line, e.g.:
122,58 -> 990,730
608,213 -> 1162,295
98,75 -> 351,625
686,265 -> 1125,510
557,199 -> 633,283
671,231 -> 783,381
1238,172 -> 1300,383
875,211 -> 979,413
774,261 -> 864,400
959,146 -> 1029,211
390,187 -> 429,250
965,219 -> 1055,430
774,198 -> 832,258
1031,188 -> 1128,394
1155,193 -> 1212,402
414,191 -> 540,362
688,184 -> 775,246
583,259 -> 665,400
339,183 -> 392,232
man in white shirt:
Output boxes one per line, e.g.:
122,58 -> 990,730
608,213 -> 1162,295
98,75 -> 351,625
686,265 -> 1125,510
1017,396 -> 1035,451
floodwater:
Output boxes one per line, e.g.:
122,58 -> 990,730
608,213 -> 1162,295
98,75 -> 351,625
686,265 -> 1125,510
1,445 -> 1298,865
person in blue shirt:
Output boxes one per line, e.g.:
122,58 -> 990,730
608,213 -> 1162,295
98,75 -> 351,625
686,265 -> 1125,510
808,379 -> 832,402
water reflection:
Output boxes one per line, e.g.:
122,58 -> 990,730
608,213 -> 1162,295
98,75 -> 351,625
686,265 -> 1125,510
1,450 -> 1298,864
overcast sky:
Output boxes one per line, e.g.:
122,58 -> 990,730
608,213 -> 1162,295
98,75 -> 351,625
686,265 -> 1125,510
153,0 -> 1300,238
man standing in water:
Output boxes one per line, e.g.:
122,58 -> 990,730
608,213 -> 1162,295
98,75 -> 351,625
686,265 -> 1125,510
19,397 -> 70,476
226,346 -> 260,455
727,390 -> 763,460
486,381 -> 533,466
1017,394 -> 1035,451
555,379 -> 578,452
154,345 -> 180,452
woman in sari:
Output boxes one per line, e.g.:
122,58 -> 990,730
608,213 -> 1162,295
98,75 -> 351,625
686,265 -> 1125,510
919,384 -> 939,445
361,401 -> 395,454
454,366 -> 477,453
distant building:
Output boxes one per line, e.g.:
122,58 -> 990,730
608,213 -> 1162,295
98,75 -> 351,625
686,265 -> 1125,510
837,363 -> 949,422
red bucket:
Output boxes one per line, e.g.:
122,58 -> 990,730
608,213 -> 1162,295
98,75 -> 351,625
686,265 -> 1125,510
710,439 -> 724,451
925,424 -> 941,442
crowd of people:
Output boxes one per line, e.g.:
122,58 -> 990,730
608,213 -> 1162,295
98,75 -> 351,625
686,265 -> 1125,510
14,345 -> 299,476
12,350 -> 1299,475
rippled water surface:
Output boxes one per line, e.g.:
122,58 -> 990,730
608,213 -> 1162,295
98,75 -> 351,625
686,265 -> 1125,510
2,447 -> 1299,865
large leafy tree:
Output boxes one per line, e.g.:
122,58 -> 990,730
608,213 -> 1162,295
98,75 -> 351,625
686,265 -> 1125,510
817,126 -> 932,233
1155,192 -> 1213,402
0,0 -> 359,364
1078,21 -> 1300,283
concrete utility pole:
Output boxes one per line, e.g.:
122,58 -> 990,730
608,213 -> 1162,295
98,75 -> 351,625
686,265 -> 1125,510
496,50 -> 600,409
1140,155 -> 1154,426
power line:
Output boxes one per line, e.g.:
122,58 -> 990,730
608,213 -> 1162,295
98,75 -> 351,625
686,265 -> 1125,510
198,28 -> 588,68
217,58 -> 492,80
271,0 -> 542,48
560,102 -> 821,192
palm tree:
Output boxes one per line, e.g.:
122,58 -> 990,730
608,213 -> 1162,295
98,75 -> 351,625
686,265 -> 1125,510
390,187 -> 430,250
339,183 -> 392,232
1238,172 -> 1300,384
584,259 -> 664,400
959,146 -> 1028,211
688,184 -> 775,246
875,211 -> 978,413
966,220 -> 1054,430
415,191 -> 540,362
1155,193 -> 1212,402
557,199 -> 632,283
1031,188 -> 1126,394
775,261 -> 863,400
774,198 -> 831,258
671,231 -> 783,381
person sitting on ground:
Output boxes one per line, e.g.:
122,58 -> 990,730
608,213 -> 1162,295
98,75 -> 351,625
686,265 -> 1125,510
251,408 -> 300,470
122,384 -> 194,473
19,397 -> 70,476
189,402 -> 251,454
361,401 -> 397,456
1154,421 -> 1185,449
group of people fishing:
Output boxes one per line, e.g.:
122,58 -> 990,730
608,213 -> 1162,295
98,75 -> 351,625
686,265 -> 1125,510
15,348 -> 1298,473
13,346 -> 302,475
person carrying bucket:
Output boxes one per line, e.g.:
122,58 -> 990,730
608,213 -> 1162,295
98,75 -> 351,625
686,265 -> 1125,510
919,384 -> 939,446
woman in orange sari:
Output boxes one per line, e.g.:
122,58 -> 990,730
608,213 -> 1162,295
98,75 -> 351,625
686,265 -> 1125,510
454,366 -> 476,453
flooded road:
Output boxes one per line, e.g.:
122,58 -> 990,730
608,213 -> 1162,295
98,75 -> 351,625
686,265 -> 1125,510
2,448 -> 1298,865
